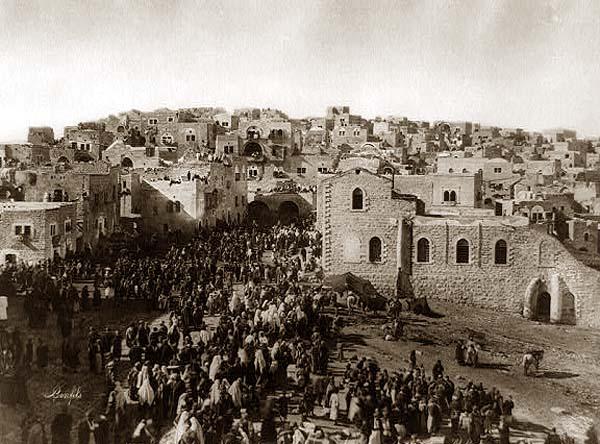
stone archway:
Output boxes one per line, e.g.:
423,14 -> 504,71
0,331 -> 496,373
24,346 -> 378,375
243,142 -> 262,157
524,277 -> 544,320
57,156 -> 70,164
248,201 -> 273,226
278,201 -> 299,225
524,276 -> 576,324
121,157 -> 134,168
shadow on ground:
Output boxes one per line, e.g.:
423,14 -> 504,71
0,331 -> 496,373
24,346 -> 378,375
538,371 -> 580,380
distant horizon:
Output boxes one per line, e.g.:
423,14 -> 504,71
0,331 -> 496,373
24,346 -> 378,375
3,102 -> 591,144
2,0 -> 599,141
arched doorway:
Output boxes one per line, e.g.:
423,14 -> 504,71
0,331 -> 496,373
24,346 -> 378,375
278,201 -> 299,225
121,157 -> 134,168
74,151 -> 94,162
536,292 -> 551,322
248,201 -> 273,226
243,142 -> 262,157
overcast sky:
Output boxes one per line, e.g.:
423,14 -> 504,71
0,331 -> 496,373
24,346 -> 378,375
0,0 -> 599,141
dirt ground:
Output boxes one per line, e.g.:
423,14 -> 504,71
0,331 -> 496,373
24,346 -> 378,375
335,300 -> 600,442
0,291 -> 162,444
2,287 -> 599,444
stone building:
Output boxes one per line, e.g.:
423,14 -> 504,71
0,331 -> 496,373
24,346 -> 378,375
12,162 -> 120,250
234,120 -> 293,179
1,144 -> 51,166
213,112 -> 239,130
215,134 -> 242,157
138,160 -> 248,234
63,123 -> 114,161
303,127 -> 329,153
330,124 -> 368,148
0,201 -> 78,265
27,127 -> 55,145
567,217 -> 599,253
125,109 -> 218,150
318,169 -> 418,294
318,168 -> 600,328
391,172 -> 484,214
103,141 -> 160,169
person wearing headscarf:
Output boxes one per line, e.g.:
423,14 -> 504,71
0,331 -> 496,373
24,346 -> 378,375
209,354 -> 222,381
228,377 -> 243,409
137,363 -> 155,407
174,410 -> 190,444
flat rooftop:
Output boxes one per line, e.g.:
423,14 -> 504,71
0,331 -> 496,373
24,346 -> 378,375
0,201 -> 75,212
413,214 -> 529,227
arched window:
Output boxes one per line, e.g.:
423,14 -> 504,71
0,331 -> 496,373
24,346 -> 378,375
352,188 -> 364,210
185,129 -> 196,142
494,239 -> 507,264
417,238 -> 430,263
456,239 -> 470,263
450,191 -> 457,202
444,191 -> 450,202
369,237 -> 382,263
584,232 -> 590,242
448,168 -> 454,173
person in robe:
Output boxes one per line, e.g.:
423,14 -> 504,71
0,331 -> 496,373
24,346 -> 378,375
329,387 -> 340,425
137,363 -> 155,408
77,411 -> 97,444
209,354 -> 222,381
228,377 -> 243,409
51,404 -> 73,444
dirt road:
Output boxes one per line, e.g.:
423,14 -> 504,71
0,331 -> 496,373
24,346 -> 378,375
337,300 -> 600,442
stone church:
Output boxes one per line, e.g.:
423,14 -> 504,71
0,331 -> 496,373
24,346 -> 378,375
317,168 -> 600,329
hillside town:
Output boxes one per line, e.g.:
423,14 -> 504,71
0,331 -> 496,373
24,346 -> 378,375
0,105 -> 598,444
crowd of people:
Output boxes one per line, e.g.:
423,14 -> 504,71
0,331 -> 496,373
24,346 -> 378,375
0,217 -> 576,444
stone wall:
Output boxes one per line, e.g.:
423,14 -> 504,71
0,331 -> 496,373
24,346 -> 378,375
2,144 -> 51,166
390,173 -> 482,211
139,162 -> 247,234
320,168 -> 416,296
408,216 -> 600,328
13,166 -> 120,248
0,203 -> 77,265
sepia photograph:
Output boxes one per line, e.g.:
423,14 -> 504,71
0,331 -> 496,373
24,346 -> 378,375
0,1 -> 599,443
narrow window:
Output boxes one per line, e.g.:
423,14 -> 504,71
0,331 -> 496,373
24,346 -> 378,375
352,188 -> 364,209
456,239 -> 470,264
444,191 -> 450,202
369,237 -> 382,263
494,240 -> 507,264
450,191 -> 457,202
417,238 -> 430,263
